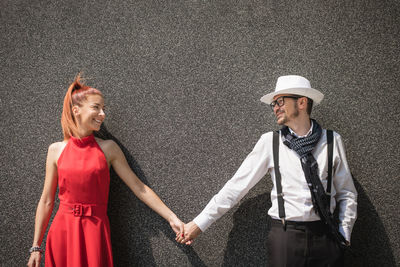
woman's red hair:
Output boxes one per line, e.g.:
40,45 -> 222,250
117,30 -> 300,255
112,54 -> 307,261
61,74 -> 103,140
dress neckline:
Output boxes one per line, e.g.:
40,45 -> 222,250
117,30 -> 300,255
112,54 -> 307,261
70,134 -> 96,147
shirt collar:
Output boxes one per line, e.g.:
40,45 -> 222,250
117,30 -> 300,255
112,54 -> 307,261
289,120 -> 313,138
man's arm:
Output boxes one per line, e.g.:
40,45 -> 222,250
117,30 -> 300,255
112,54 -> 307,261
333,133 -> 358,243
183,133 -> 273,242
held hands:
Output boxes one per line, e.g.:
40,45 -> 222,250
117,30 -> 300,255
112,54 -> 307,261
176,221 -> 201,245
168,215 -> 193,245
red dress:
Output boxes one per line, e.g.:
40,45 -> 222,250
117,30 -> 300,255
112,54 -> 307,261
45,134 -> 113,267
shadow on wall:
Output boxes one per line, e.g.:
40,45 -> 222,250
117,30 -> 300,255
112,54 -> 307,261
95,124 -> 207,267
221,177 -> 396,267
222,192 -> 271,266
345,177 -> 396,267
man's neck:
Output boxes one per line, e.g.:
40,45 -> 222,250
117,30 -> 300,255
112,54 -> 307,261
285,117 -> 312,137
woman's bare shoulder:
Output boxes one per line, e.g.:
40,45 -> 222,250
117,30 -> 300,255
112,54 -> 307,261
48,141 -> 67,151
95,137 -> 119,152
95,137 -> 117,146
48,141 -> 68,160
95,138 -> 121,164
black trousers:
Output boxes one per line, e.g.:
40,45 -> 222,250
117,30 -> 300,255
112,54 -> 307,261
267,219 -> 344,267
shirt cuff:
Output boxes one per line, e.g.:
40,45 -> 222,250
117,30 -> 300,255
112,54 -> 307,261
339,225 -> 351,243
193,213 -> 214,232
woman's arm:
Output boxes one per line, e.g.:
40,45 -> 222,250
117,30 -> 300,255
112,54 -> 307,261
107,141 -> 184,235
27,143 -> 59,267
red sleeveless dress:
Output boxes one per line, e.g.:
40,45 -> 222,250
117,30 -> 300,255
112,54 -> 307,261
45,134 -> 113,267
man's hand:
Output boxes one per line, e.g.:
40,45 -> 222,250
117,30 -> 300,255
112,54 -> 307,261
179,221 -> 201,244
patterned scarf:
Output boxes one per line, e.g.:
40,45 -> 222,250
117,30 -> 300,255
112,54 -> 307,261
281,119 -> 329,217
281,119 -> 322,158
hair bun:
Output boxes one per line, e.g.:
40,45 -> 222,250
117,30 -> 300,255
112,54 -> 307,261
73,83 -> 81,90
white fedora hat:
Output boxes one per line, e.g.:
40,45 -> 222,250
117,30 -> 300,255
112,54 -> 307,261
260,75 -> 324,105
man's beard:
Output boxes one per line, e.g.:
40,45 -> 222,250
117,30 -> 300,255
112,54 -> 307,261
276,106 -> 299,125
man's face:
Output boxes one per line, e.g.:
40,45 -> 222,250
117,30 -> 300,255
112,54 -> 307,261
272,94 -> 300,125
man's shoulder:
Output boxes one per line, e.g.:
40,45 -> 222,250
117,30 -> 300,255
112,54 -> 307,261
260,131 -> 276,139
261,129 -> 283,138
255,131 -> 277,145
323,129 -> 342,139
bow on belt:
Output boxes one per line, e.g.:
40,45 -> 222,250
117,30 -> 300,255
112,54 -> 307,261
59,202 -> 107,217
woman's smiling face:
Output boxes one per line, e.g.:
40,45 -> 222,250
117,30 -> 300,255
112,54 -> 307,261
74,94 -> 105,132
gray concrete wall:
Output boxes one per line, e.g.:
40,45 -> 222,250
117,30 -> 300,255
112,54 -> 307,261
1,0 -> 399,266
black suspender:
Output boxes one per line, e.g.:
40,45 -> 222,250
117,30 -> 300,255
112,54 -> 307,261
272,129 -> 334,226
272,131 -> 286,225
326,129 -> 334,209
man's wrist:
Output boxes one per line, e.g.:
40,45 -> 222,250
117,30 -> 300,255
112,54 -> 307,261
193,215 -> 211,232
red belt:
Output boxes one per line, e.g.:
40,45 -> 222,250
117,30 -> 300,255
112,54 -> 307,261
59,202 -> 107,217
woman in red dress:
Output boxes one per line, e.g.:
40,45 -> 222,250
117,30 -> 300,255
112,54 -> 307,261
27,75 -> 185,267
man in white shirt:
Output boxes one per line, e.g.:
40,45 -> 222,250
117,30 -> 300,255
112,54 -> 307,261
177,75 -> 357,267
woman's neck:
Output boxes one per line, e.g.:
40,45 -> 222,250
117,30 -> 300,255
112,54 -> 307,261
74,128 -> 93,139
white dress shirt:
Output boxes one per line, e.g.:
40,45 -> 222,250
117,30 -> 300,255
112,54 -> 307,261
193,128 -> 358,242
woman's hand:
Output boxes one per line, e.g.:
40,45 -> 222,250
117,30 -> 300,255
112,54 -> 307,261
27,251 -> 41,267
169,214 -> 184,237
171,217 -> 195,245
170,215 -> 194,245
